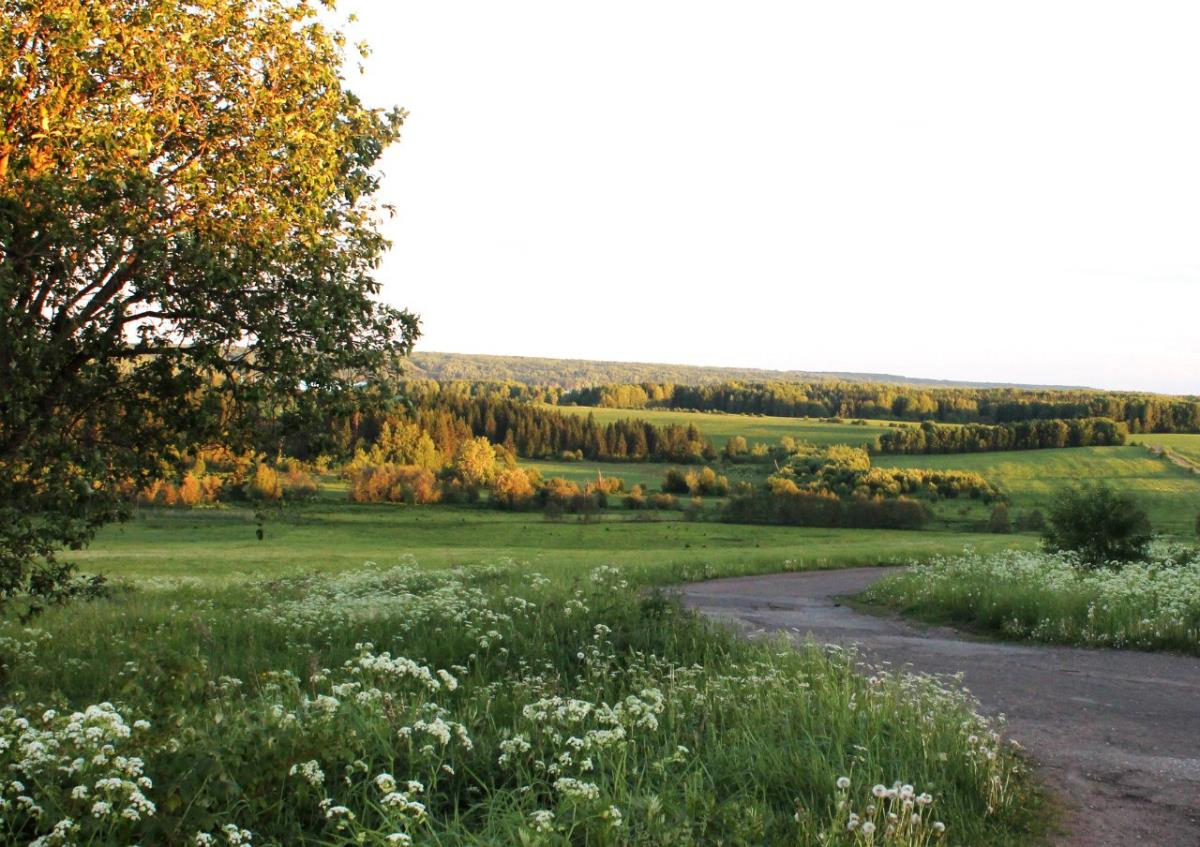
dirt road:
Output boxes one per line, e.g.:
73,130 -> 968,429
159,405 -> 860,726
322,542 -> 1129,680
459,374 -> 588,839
680,567 -> 1200,847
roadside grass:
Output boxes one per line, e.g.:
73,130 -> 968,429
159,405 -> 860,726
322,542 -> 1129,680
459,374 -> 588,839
548,405 -> 894,448
859,547 -> 1200,654
0,560 -> 1045,846
875,446 -> 1200,533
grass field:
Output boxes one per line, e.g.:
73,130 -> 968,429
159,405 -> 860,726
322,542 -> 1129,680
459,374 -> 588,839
550,405 -> 894,448
876,446 -> 1200,533
77,502 -> 1029,585
524,458 -> 672,491
1135,433 -> 1200,466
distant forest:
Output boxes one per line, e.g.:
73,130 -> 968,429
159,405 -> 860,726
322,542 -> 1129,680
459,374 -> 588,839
401,353 -> 1199,434
404,352 -> 1077,391
559,382 -> 1200,433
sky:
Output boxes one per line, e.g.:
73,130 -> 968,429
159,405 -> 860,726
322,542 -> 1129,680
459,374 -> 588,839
338,1 -> 1200,394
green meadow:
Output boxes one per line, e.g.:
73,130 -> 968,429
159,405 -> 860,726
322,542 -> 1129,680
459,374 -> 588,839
876,445 -> 1200,533
76,502 -> 1026,586
1135,432 -> 1200,466
550,404 -> 894,448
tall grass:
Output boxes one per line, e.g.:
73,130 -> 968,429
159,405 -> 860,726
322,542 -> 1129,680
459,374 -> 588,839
0,559 -> 1041,845
861,547 -> 1200,653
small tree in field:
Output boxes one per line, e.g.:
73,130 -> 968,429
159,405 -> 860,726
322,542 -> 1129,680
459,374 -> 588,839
987,502 -> 1011,534
1042,483 -> 1152,567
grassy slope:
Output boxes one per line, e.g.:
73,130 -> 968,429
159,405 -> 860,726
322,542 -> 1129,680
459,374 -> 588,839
876,446 -> 1200,533
549,405 -> 893,448
77,503 -> 1028,586
1136,432 -> 1200,465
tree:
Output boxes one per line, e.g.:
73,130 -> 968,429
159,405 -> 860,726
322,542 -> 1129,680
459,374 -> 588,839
452,437 -> 497,489
492,467 -> 536,509
987,502 -> 1011,534
1,0 -> 418,608
1042,483 -> 1153,567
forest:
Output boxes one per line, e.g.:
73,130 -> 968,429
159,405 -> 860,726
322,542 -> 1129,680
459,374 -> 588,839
558,380 -> 1200,432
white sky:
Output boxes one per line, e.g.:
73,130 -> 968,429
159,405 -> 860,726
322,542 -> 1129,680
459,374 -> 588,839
339,1 -> 1200,394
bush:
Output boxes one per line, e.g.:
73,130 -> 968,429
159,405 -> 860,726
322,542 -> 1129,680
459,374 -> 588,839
987,503 -> 1011,534
723,491 -> 931,530
281,465 -> 319,501
540,477 -> 581,508
649,493 -> 677,510
248,464 -> 283,502
349,464 -> 440,505
661,468 -> 690,494
492,468 -> 538,509
683,496 -> 704,521
1015,509 -> 1046,533
1042,483 -> 1152,567
585,475 -> 625,496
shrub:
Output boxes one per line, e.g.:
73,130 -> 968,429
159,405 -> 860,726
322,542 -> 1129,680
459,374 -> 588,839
683,496 -> 704,521
248,464 -> 283,502
349,464 -> 440,505
1015,509 -> 1047,533
687,467 -> 729,496
585,475 -> 624,496
661,468 -> 690,494
649,493 -> 677,510
571,493 -> 602,522
281,466 -> 319,501
1042,483 -> 1152,567
541,477 -> 581,507
987,503 -> 1011,534
493,468 -> 538,509
723,491 -> 930,530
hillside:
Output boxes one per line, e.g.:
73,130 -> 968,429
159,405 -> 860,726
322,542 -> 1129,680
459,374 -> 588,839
404,351 -> 1087,391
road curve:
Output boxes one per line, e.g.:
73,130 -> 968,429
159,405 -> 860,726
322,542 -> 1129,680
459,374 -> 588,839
679,567 -> 1200,847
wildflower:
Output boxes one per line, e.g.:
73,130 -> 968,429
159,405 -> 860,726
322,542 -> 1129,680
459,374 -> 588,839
836,776 -> 851,789
530,809 -> 555,832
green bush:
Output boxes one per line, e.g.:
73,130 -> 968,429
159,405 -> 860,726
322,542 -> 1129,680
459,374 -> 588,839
1042,483 -> 1152,567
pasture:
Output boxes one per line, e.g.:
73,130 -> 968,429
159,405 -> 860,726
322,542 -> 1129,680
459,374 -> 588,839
76,502 -> 1025,586
1135,433 -> 1200,467
549,405 -> 894,448
876,446 -> 1200,533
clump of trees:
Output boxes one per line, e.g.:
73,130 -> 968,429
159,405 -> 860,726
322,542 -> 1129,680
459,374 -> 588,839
774,446 -> 1001,503
875,418 -> 1127,454
349,465 -> 441,505
662,467 -> 730,496
1042,483 -> 1153,567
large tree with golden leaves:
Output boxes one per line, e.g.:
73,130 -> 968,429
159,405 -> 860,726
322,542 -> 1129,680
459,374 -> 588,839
0,0 -> 418,609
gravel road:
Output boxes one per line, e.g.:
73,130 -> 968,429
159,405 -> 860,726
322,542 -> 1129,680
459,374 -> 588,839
680,567 -> 1200,847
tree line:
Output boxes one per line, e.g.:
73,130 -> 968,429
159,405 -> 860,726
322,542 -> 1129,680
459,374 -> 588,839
321,389 -> 716,465
556,380 -> 1200,433
874,418 -> 1128,454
